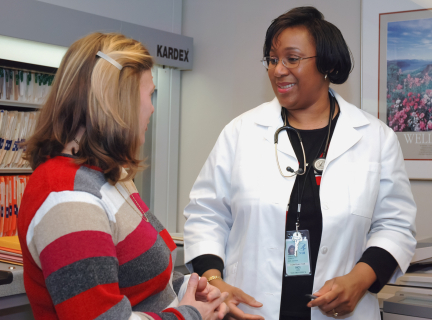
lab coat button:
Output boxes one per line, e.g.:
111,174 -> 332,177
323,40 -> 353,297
321,246 -> 328,254
323,203 -> 329,210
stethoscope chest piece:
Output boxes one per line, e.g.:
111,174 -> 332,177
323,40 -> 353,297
312,157 -> 326,174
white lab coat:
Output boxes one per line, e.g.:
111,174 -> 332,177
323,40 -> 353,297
183,90 -> 417,320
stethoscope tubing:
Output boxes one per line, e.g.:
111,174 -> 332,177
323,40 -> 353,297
274,92 -> 335,178
274,126 -> 307,178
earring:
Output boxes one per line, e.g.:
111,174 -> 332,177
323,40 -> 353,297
324,74 -> 328,79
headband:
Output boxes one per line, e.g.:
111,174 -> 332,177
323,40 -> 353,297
96,51 -> 123,70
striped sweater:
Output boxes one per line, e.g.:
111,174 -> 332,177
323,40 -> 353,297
17,155 -> 200,320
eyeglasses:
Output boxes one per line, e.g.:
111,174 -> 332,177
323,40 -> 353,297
261,56 -> 317,70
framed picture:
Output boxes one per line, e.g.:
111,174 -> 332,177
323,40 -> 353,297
362,0 -> 432,179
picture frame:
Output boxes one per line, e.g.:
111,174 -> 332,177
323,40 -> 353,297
362,0 -> 432,179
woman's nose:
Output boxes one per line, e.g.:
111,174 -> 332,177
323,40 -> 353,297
274,59 -> 289,77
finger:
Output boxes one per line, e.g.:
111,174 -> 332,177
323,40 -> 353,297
195,292 -> 209,302
313,279 -> 335,297
325,305 -> 347,317
206,285 -> 222,301
217,302 -> 229,319
307,279 -> 338,308
321,297 -> 344,313
235,290 -> 263,308
196,276 -> 208,293
227,302 -> 265,320
308,289 -> 339,308
195,286 -> 221,302
184,273 -> 199,299
210,292 -> 229,310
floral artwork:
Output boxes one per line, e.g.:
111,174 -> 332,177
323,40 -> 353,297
386,18 -> 432,132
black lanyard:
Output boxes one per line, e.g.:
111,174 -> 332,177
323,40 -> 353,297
284,94 -> 336,229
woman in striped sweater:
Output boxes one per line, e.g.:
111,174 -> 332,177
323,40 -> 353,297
18,32 -> 228,320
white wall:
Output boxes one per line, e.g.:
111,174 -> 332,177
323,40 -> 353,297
36,0 -> 182,34
178,0 -> 432,240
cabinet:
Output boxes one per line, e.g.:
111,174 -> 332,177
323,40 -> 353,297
0,59 -> 56,238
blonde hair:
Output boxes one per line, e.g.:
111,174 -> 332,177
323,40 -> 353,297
23,32 -> 154,183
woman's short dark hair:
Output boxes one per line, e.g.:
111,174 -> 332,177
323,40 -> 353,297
263,6 -> 353,84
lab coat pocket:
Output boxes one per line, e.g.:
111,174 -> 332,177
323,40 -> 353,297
348,162 -> 380,219
223,261 -> 238,286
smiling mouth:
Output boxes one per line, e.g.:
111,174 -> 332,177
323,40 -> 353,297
278,83 -> 295,89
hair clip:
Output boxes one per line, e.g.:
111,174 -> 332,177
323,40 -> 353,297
96,51 -> 123,70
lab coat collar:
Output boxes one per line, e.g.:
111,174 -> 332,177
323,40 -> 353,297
331,89 -> 369,128
255,89 -> 370,161
254,89 -> 370,128
324,89 -> 370,171
254,97 -> 283,127
255,97 -> 295,158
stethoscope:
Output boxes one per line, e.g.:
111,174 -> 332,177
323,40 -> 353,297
274,93 -> 336,178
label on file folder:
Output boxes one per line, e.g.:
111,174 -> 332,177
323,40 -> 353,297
12,142 -> 19,152
4,140 -> 12,151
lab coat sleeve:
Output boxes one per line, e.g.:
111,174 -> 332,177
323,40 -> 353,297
366,124 -> 417,282
183,119 -> 241,272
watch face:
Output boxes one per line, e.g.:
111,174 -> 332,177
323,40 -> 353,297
313,158 -> 326,171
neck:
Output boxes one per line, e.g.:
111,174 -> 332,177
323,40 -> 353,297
62,126 -> 85,155
284,93 -> 339,130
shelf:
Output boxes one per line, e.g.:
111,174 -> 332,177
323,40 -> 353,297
0,100 -> 42,109
0,168 -> 32,174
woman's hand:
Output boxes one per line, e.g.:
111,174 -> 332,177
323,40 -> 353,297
209,279 -> 264,320
307,263 -> 377,317
195,276 -> 225,302
179,273 -> 229,320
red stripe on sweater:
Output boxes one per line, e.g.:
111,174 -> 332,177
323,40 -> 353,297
120,256 -> 172,306
315,176 -> 322,186
116,219 -> 158,265
23,271 -> 58,320
164,308 -> 186,320
144,312 -> 163,320
55,283 -> 122,320
40,231 -> 116,278
18,157 -> 79,245
130,193 -> 149,213
159,229 -> 177,252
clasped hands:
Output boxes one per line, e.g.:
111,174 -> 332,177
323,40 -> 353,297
179,273 -> 229,320
198,262 -> 376,319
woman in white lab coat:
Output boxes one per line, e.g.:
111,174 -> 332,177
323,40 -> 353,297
183,7 -> 416,320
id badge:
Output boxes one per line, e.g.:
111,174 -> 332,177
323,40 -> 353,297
284,230 -> 311,277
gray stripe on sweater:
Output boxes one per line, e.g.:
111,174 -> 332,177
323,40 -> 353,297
47,256 -> 119,305
74,166 -> 106,199
172,271 -> 184,296
145,211 -> 165,232
94,296 -> 132,320
118,235 -> 170,288
176,306 -> 202,320
160,312 -> 178,320
132,283 -> 177,313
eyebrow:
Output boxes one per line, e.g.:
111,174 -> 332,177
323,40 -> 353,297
270,46 -> 302,53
